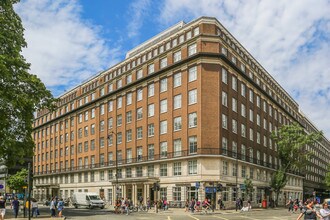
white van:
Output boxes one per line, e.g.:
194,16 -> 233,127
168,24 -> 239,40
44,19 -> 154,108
72,192 -> 105,209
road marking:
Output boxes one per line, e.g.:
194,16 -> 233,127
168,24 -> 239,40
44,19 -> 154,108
167,216 -> 172,220
239,215 -> 259,220
188,214 -> 200,220
213,215 -> 230,220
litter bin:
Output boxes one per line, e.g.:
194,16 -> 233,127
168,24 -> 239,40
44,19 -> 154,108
262,199 -> 267,208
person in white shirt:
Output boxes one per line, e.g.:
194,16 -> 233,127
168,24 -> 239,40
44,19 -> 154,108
320,202 -> 330,220
31,199 -> 39,217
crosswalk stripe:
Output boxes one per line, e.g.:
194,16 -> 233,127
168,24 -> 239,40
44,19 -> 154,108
239,215 -> 259,220
188,214 -> 200,220
167,216 -> 172,220
213,215 -> 230,220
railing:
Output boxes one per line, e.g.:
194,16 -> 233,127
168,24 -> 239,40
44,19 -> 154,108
34,147 -> 303,177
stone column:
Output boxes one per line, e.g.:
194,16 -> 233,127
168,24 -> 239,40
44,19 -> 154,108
143,184 -> 147,204
122,185 -> 126,198
133,184 -> 137,206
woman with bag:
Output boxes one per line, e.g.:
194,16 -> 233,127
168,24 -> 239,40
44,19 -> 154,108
31,198 -> 39,217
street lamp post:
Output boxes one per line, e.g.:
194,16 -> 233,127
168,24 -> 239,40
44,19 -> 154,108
108,131 -> 118,201
235,154 -> 238,211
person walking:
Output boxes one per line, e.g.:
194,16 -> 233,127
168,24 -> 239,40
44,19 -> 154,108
50,197 -> 56,217
320,202 -> 330,220
31,199 -> 39,217
11,196 -> 20,218
0,196 -> 6,220
57,198 -> 64,218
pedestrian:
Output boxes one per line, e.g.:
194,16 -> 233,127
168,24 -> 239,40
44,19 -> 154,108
189,198 -> 195,213
296,199 -> 322,220
31,198 -> 39,217
11,196 -> 20,218
320,202 -> 330,220
0,196 -> 6,220
247,199 -> 252,211
50,197 -> 56,217
121,198 -> 126,214
146,197 -> 151,211
286,198 -> 294,213
57,198 -> 64,217
185,199 -> 189,212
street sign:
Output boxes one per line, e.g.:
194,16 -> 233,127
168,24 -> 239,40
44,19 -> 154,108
0,184 -> 3,189
195,182 -> 200,189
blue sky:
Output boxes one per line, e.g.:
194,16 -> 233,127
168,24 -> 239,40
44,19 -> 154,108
15,0 -> 330,138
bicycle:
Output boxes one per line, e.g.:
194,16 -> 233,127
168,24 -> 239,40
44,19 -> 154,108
201,205 -> 211,214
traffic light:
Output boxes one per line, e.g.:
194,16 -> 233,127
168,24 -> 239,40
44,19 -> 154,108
216,183 -> 223,192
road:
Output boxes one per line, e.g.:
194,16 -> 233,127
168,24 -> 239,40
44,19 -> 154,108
6,206 -> 301,220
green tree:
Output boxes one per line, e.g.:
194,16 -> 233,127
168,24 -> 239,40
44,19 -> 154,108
0,0 -> 55,168
244,178 -> 254,200
7,168 -> 28,192
325,165 -> 330,188
270,122 -> 322,206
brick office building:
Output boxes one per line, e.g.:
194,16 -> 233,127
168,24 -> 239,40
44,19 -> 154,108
32,17 -> 329,207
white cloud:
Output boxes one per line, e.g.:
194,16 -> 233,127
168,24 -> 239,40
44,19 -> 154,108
126,0 -> 151,39
15,0 -> 121,96
159,0 -> 330,137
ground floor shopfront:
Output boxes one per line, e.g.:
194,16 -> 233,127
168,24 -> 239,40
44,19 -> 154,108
32,157 -> 303,208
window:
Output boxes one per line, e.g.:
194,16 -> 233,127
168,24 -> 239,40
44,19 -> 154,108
249,148 -> 253,163
84,111 -> 89,121
148,144 -> 154,160
222,137 -> 228,155
232,98 -> 237,112
117,96 -> 122,109
160,99 -> 167,113
249,128 -> 254,141
249,109 -> 254,122
241,144 -> 246,161
173,162 -> 182,175
222,161 -> 228,175
174,117 -> 182,131
108,83 -> 113,93
100,120 -> 104,132
148,104 -> 154,117
188,112 -> 197,128
249,89 -> 254,103
172,187 -> 181,201
148,64 -> 154,74
137,108 -> 143,120
136,166 -> 143,177
126,150 -> 132,164
221,47 -> 227,56
160,164 -> 167,176
232,163 -> 237,176
117,79 -> 122,88
117,132 -> 122,144
173,51 -> 181,62
222,68 -> 228,84
137,127 -> 143,139
126,111 -> 132,123
188,160 -> 197,175
232,119 -> 237,133
126,92 -> 132,105
148,83 -> 154,97
117,114 -> 122,126
188,66 -> 197,82
222,91 -> 228,106
108,101 -> 113,112
174,94 -> 182,109
137,147 -> 143,161
137,69 -> 143,79
188,89 -> 197,104
160,78 -> 167,92
222,114 -> 228,129
241,83 -> 246,97
174,139 -> 182,157
160,120 -> 167,134
173,72 -> 181,87
232,141 -> 237,158
188,43 -> 197,56
189,136 -> 197,154
126,129 -> 132,142
137,88 -> 143,101
241,104 -> 246,117
126,74 -> 132,84
160,57 -> 167,69
241,124 -> 246,137
148,124 -> 154,137
100,104 -> 105,115
160,142 -> 167,158
232,77 -> 237,91
194,27 -> 199,36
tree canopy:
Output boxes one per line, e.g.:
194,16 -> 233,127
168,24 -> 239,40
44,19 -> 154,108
6,168 -> 28,192
0,0 -> 55,167
270,122 -> 322,204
